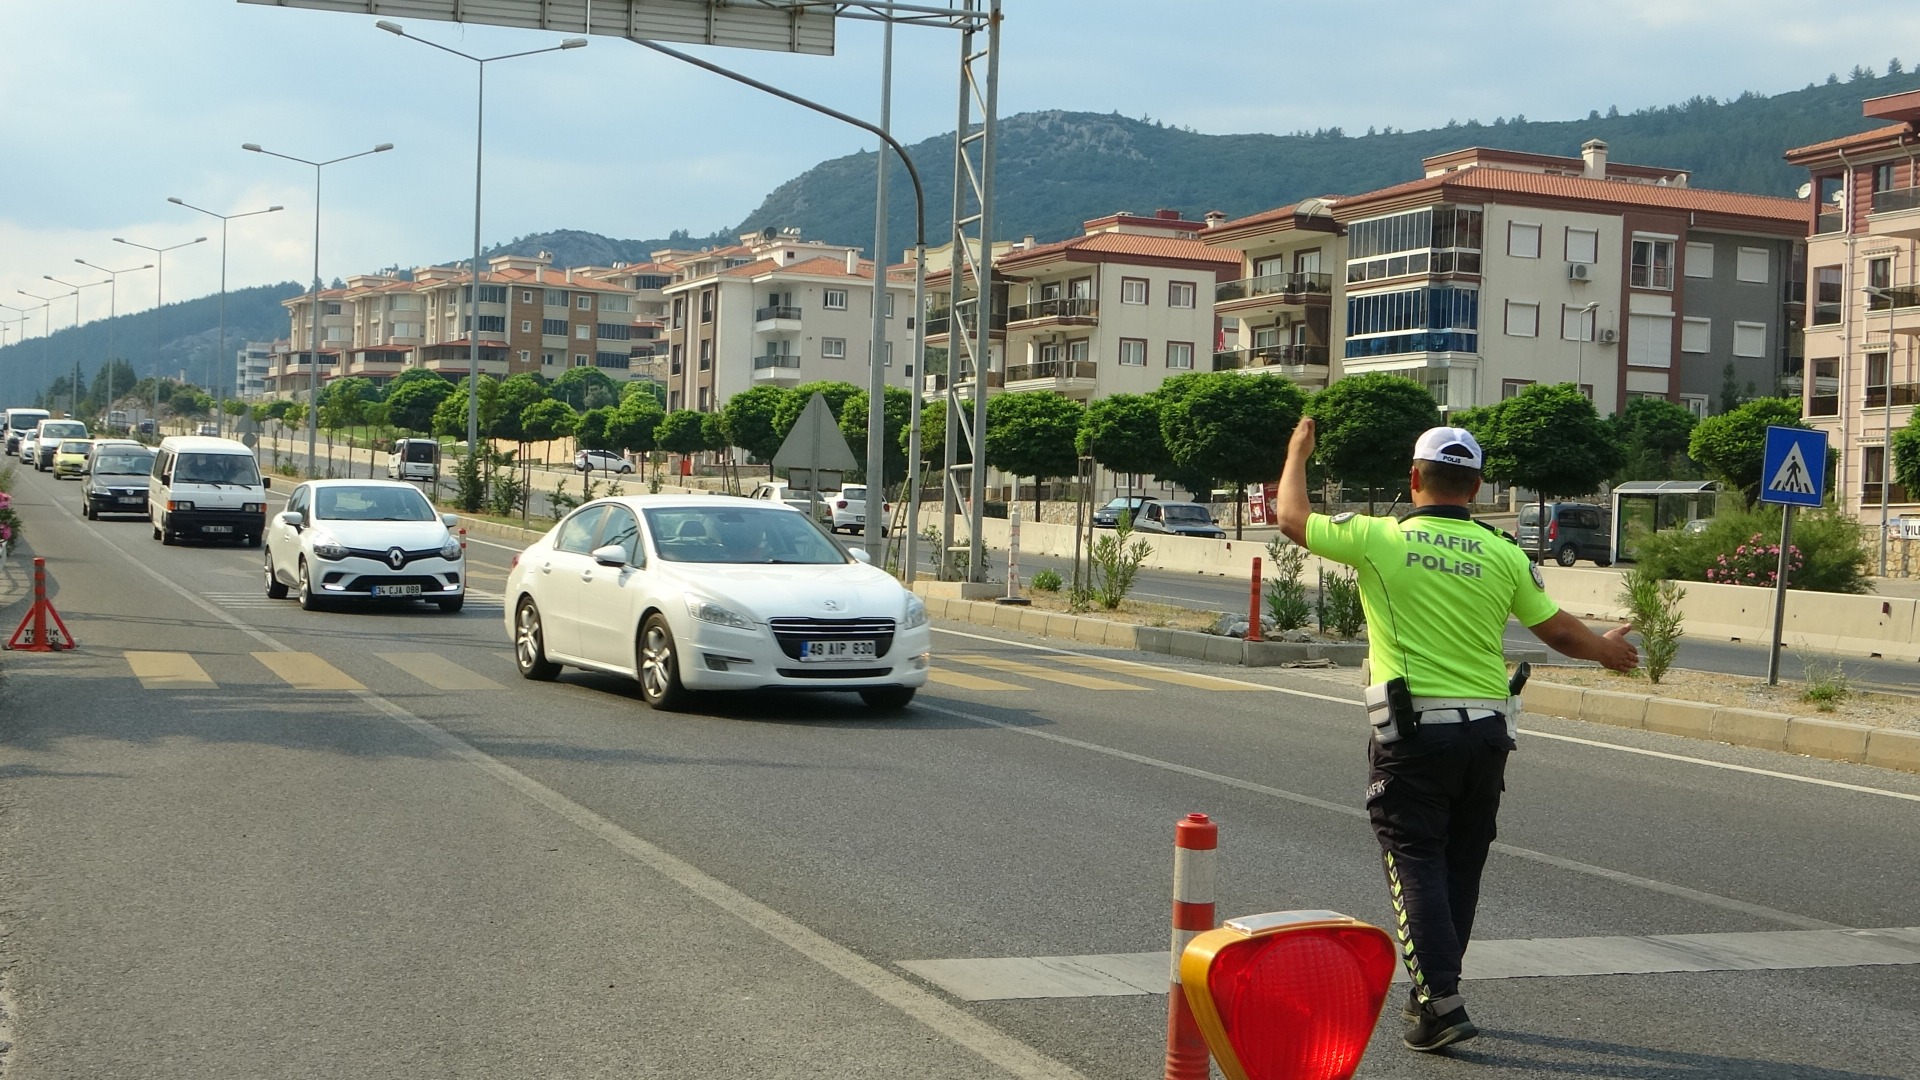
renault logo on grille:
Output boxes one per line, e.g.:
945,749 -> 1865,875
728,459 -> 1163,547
386,547 -> 407,570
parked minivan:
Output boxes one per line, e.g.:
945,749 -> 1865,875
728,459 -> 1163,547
149,436 -> 270,547
1516,501 -> 1612,566
386,437 -> 441,482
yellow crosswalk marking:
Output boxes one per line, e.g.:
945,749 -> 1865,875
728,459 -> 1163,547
378,652 -> 503,691
253,651 -> 365,691
1055,655 -> 1262,691
943,655 -> 1146,691
929,668 -> 1023,691
125,651 -> 215,690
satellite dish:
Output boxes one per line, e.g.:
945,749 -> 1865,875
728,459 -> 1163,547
1831,188 -> 1847,205
1796,182 -> 1813,199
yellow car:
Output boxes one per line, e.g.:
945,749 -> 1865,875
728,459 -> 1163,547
52,439 -> 91,479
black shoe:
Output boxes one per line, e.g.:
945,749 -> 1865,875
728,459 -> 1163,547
1403,1001 -> 1477,1052
1401,989 -> 1421,1022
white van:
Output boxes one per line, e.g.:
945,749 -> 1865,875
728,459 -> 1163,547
32,418 -> 89,472
149,436 -> 271,547
386,438 -> 441,481
4,408 -> 50,455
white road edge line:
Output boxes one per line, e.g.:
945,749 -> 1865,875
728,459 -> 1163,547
44,493 -> 1087,1080
931,626 -> 1920,804
912,699 -> 1842,931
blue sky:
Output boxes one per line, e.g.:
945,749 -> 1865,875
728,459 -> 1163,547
3,0 -> 1918,338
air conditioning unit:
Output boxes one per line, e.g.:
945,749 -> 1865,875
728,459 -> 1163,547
1595,327 -> 1618,345
1567,262 -> 1592,282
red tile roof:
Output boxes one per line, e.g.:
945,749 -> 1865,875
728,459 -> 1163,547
1335,166 -> 1806,225
1783,122 -> 1917,163
997,231 -> 1243,270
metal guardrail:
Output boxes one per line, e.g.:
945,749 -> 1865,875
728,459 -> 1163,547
1871,187 -> 1920,214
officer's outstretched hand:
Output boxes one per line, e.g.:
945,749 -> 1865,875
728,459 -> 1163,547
1288,416 -> 1316,460
1598,624 -> 1640,672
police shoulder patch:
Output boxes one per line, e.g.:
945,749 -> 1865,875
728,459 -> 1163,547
1331,511 -> 1356,524
1530,563 -> 1546,590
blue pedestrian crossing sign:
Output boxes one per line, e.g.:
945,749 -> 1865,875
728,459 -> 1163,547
1759,426 -> 1828,508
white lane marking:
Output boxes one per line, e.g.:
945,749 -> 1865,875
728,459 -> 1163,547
48,497 -> 1085,1080
913,701 -> 1842,931
930,627 -> 1920,804
904,926 -> 1920,1001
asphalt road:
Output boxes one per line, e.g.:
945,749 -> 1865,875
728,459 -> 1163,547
1,460 -> 1917,1079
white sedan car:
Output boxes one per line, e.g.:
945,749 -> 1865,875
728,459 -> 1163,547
17,435 -> 37,465
505,495 -> 930,710
263,479 -> 467,612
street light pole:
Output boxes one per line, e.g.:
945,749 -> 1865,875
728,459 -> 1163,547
44,275 -> 106,418
113,235 -> 208,433
11,297 -> 54,405
76,258 -> 155,429
374,22 -> 585,461
242,142 -> 392,470
18,289 -> 76,415
168,198 -> 284,436
1577,300 -> 1599,401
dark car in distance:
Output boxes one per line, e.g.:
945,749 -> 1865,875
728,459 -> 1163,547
1133,500 -> 1227,539
82,444 -> 156,520
1517,501 -> 1613,566
1092,495 -> 1156,529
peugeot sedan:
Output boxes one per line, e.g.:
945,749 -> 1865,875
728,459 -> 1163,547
264,479 -> 466,612
505,495 -> 929,711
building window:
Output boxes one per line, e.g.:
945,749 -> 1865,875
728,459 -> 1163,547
1627,313 -> 1673,368
462,315 -> 506,333
575,325 -> 591,340
520,320 -> 533,333
1507,222 -> 1541,259
596,324 -> 632,341
669,390 -> 682,410
546,289 -> 568,307
1869,257 -> 1892,292
576,295 -> 592,310
821,337 -> 846,359
823,289 -> 848,310
1504,301 -> 1538,338
1167,341 -> 1194,369
1873,162 -> 1897,193
324,302 -> 342,315
699,289 -> 715,322
1121,278 -> 1149,305
1862,445 -> 1912,503
1501,379 -> 1535,399
1345,285 -> 1480,358
519,290 -> 533,303
1345,206 -> 1484,282
1735,247 -> 1770,284
1685,242 -> 1715,279
882,342 -> 894,367
600,295 -> 630,313
544,352 -> 559,367
518,350 -> 530,363
1631,238 -> 1675,290
1732,321 -> 1766,358
1813,265 -> 1844,324
698,340 -> 712,370
1681,317 -> 1711,354
542,319 -> 567,336
1560,304 -> 1594,342
698,387 -> 712,411
573,354 -> 587,366
885,293 -> 895,318
1068,339 -> 1090,363
669,343 -> 683,375
595,352 -> 627,369
1565,228 -> 1598,264
1809,358 -> 1840,415
1168,281 -> 1197,309
1119,338 -> 1147,366
1068,277 -> 1094,299
671,297 -> 686,328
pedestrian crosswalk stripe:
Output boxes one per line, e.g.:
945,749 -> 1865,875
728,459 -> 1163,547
125,651 -> 215,690
379,652 -> 503,691
929,668 -> 1023,692
204,592 -> 281,609
1054,655 -> 1262,691
942,655 -> 1146,691
253,651 -> 365,691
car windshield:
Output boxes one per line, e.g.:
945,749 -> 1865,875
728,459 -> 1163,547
1102,497 -> 1145,510
840,487 -> 866,501
314,485 -> 436,521
1163,504 -> 1212,522
41,423 -> 85,440
10,416 -> 46,432
58,440 -> 89,453
173,452 -> 262,487
94,451 -> 153,476
1518,506 -> 1543,526
644,506 -> 847,565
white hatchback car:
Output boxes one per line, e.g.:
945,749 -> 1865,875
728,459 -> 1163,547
504,495 -> 929,710
264,479 -> 466,612
827,485 -> 890,535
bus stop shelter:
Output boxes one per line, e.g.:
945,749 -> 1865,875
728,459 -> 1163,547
1611,480 -> 1724,563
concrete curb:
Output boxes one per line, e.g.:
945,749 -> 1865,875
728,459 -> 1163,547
1523,679 -> 1920,775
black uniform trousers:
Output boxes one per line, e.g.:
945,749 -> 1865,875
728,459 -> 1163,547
1364,715 -> 1513,1005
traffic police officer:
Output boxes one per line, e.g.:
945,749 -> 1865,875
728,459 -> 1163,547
1277,419 -> 1638,1052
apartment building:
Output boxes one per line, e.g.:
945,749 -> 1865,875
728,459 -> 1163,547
924,211 -> 1239,401
1785,88 -> 1920,521
270,288 -> 350,398
1326,141 -> 1806,417
586,258 -> 681,387
1202,200 -> 1343,389
659,231 -> 915,412
235,340 -> 276,400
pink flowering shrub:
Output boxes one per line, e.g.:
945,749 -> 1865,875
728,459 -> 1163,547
1706,532 -> 1803,587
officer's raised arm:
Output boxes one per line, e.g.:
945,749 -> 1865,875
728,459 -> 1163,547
1276,417 -> 1315,547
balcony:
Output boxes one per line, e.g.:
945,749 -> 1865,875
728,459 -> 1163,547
921,368 -> 1004,395
1214,272 -> 1334,306
1811,302 -> 1843,326
1003,358 -> 1098,395
1006,297 -> 1098,325
1866,286 -> 1920,311
1865,382 -> 1920,408
753,353 -> 802,383
754,305 -> 802,332
1212,344 -> 1332,372
925,306 -> 1008,339
1871,187 -> 1920,215
1816,210 -> 1845,235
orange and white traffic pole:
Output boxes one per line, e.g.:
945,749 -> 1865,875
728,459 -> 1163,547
1246,556 -> 1263,642
1164,812 -> 1217,1080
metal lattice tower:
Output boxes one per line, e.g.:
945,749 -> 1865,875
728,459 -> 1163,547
940,0 -> 999,582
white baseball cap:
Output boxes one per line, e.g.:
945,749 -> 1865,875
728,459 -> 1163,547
1412,426 -> 1484,469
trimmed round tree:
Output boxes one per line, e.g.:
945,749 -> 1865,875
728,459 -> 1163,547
838,386 -> 916,489
1160,371 -> 1307,536
1688,397 -> 1808,506
720,385 -> 794,471
985,391 -> 1086,517
1077,392 -> 1167,504
655,409 -> 711,457
1305,372 -> 1440,512
1481,384 -> 1624,545
385,370 -> 455,435
771,380 -> 862,440
519,398 -> 578,466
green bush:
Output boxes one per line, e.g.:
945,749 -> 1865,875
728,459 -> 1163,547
1619,567 -> 1685,685
1090,521 -> 1152,610
1030,568 -> 1063,592
1318,566 -> 1365,638
1630,503 -> 1871,594
1264,538 -> 1311,631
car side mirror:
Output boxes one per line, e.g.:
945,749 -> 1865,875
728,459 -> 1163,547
590,544 -> 630,568
278,511 -> 303,528
262,476 -> 272,489
440,513 -> 460,529
849,548 -> 873,564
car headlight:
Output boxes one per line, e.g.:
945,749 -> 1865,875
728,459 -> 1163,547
902,593 -> 929,630
243,502 -> 265,514
311,534 -> 349,561
685,596 -> 756,629
440,536 -> 463,560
